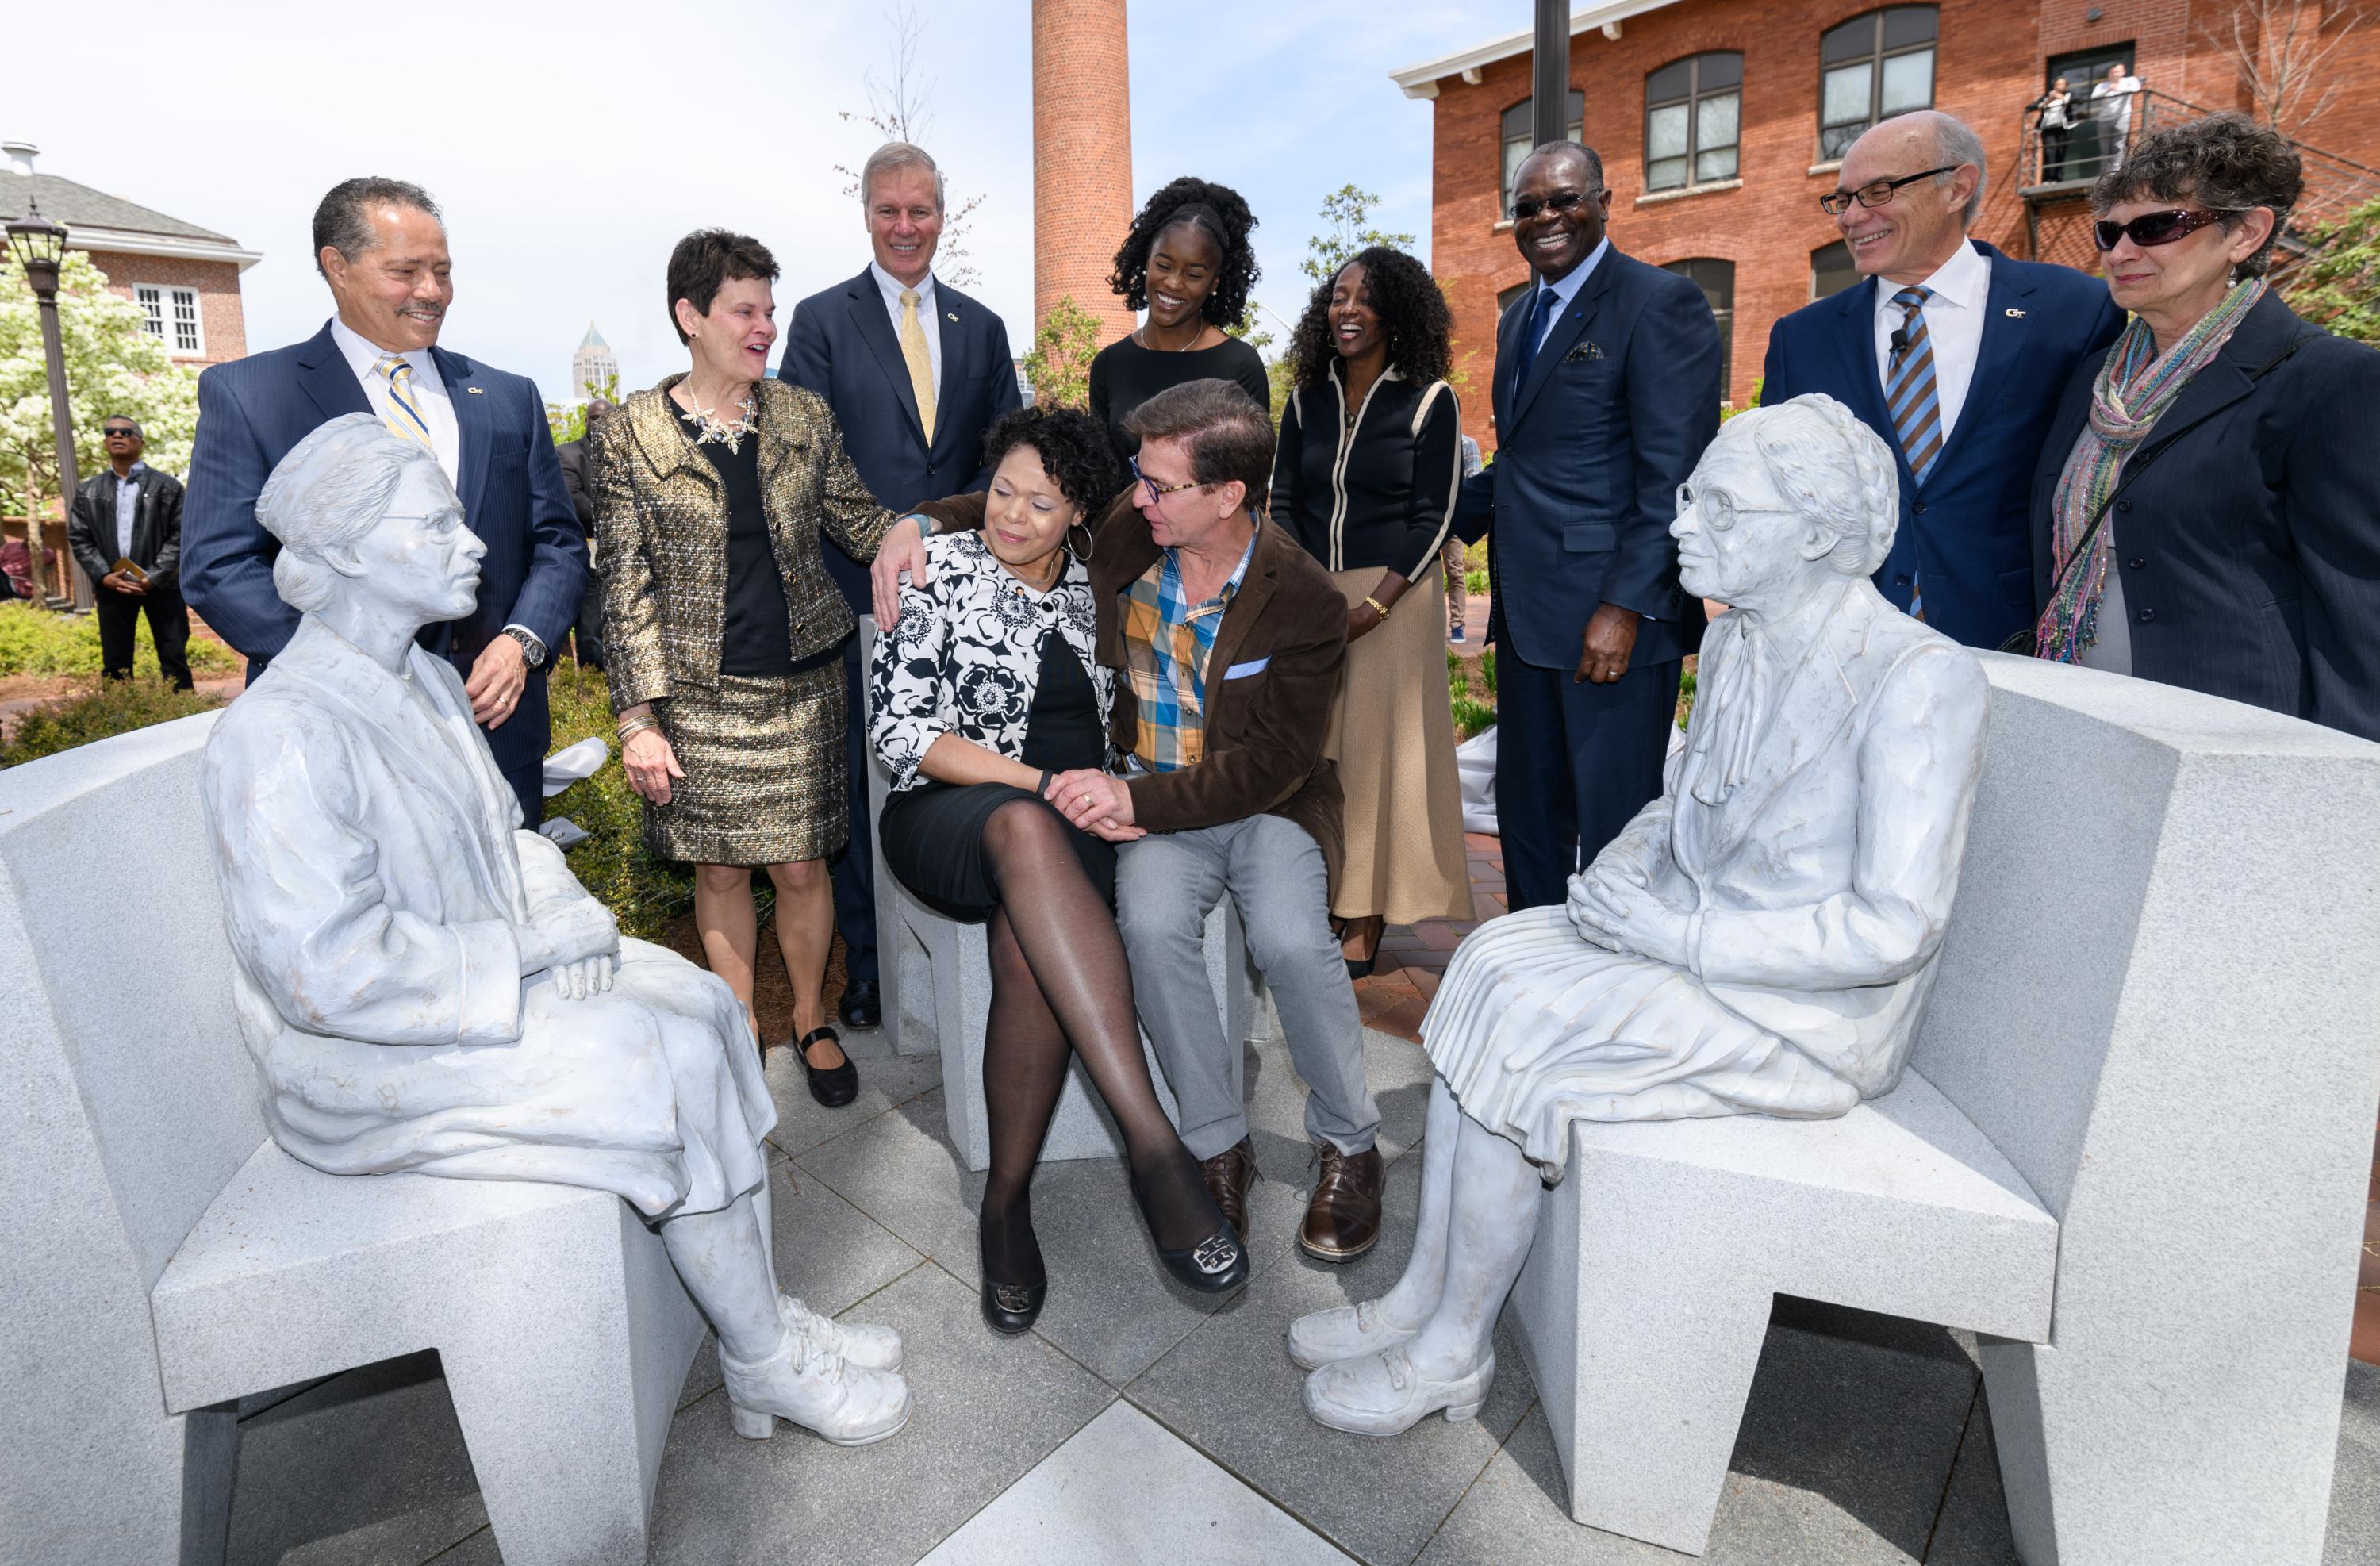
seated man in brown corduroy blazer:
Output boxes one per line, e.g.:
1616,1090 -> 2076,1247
876,379 -> 1388,1265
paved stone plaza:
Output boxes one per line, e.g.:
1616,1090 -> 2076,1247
218,996 -> 2380,1565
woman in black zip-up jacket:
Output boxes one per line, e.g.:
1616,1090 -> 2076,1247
1273,246 -> 1476,975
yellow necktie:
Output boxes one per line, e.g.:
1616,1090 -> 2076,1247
374,355 -> 434,451
899,288 -> 937,443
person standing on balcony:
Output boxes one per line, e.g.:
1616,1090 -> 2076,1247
2031,113 -> 2380,743
1762,110 -> 2125,651
2091,63 -> 2144,174
2032,77 -> 2075,182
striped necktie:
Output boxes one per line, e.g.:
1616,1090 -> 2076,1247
1883,287 -> 1943,484
374,355 -> 434,452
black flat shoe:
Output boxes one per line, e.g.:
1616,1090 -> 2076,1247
837,977 -> 881,1030
1344,957 -> 1375,981
1156,1218 -> 1249,1295
980,1274 -> 1046,1334
798,1026 -> 858,1108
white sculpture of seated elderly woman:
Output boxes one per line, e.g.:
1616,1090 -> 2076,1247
199,413 -> 909,1447
1289,393 -> 1990,1434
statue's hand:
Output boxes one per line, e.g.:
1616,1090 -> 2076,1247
1567,865 -> 1691,967
520,897 -> 620,983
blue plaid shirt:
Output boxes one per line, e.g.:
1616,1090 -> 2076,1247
1119,532 -> 1257,773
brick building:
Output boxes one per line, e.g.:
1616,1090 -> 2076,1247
1391,0 -> 2380,444
0,140 -> 257,367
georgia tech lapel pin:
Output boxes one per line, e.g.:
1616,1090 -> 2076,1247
2005,308 -> 2027,318
466,386 -> 486,393
946,312 -> 959,323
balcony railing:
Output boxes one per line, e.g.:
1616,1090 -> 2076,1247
2016,88 -> 2380,274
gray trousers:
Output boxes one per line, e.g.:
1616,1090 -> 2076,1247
1116,816 -> 1380,1161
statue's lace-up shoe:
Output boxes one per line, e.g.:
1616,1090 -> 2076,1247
1301,1346 -> 1495,1437
720,1325 -> 912,1446
779,1292 -> 902,1372
1286,1297 -> 1418,1371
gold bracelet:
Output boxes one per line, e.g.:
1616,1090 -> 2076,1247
1363,596 -> 1392,621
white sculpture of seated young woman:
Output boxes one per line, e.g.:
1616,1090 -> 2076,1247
1290,393 -> 1990,1434
199,413 -> 909,1446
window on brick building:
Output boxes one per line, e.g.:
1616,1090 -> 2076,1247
1662,259 -> 1735,390
1818,6 -> 1937,162
135,283 -> 204,355
1645,53 -> 1743,192
1811,240 -> 1861,301
1501,91 -> 1586,217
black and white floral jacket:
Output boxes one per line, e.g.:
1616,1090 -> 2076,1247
869,530 -> 1112,793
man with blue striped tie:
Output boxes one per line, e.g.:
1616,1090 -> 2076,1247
184,178 -> 586,825
1762,111 -> 2123,650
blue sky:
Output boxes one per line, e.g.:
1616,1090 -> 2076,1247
13,0 -> 1519,397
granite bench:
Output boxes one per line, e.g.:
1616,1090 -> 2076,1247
859,619 -> 1269,1173
1509,654 -> 2380,1563
0,714 -> 703,1566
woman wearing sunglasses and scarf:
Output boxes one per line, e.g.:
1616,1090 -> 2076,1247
2030,113 -> 2380,743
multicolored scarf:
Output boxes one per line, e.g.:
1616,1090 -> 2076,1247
2035,277 -> 2266,662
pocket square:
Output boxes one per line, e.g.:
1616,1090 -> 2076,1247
1564,340 -> 1606,363
1223,657 -> 1270,679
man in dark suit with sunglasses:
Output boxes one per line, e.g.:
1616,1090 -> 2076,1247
1764,110 -> 2124,651
1453,140 -> 1722,914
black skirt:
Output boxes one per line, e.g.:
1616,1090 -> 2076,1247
878,628 -> 1114,920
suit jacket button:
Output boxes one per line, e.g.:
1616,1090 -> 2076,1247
1913,500 -> 1929,516
2116,499 -> 2132,513
2128,556 -> 2146,570
1894,573 -> 1912,586
2136,608 -> 2156,624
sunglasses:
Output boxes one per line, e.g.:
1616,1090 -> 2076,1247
1128,455 -> 1199,500
1507,189 -> 1602,223
103,427 -> 140,438
2092,207 -> 2238,251
1818,166 -> 1960,216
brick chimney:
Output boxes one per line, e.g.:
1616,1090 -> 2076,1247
1031,0 -> 1138,344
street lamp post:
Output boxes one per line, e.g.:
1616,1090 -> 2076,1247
5,202 -> 91,608
1531,0 -> 1573,154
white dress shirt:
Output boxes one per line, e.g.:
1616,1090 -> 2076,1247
1871,238 -> 1992,446
113,463 -> 145,559
331,315 -> 461,490
869,263 -> 942,390
1525,235 -> 1610,355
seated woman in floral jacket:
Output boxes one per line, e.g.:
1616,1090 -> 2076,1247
870,407 -> 1247,1334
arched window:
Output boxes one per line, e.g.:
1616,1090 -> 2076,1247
1501,91 -> 1586,216
1819,6 -> 1937,161
1645,53 -> 1743,192
1811,240 -> 1861,301
1662,258 -> 1736,391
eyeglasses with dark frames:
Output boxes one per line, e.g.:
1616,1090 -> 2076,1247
2091,207 -> 2240,252
1128,455 -> 1200,501
1818,166 -> 1960,216
1506,189 -> 1603,223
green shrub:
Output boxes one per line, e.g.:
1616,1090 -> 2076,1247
1479,647 -> 1495,698
0,601 -> 239,678
543,661 -> 695,941
1450,695 -> 1496,742
1462,568 -> 1488,596
1676,667 -> 1698,730
0,679 -> 224,766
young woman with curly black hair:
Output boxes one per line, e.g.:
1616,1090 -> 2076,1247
869,405 -> 1247,1334
1087,176 -> 1273,460
1271,247 -> 1474,974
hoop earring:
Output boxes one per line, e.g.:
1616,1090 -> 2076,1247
1067,520 -> 1096,562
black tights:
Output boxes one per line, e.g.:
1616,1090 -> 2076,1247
977,800 -> 1222,1286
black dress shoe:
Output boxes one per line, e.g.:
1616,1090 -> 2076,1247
798,1026 -> 859,1108
1155,1217 -> 1250,1295
836,978 -> 881,1030
980,1274 -> 1046,1334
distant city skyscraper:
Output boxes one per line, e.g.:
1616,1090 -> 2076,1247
571,321 -> 617,402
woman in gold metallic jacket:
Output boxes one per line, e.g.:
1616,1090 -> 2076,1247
593,229 -> 916,1107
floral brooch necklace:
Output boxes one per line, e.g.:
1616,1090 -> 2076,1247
676,384 -> 760,455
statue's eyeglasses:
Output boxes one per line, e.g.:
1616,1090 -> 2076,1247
1677,483 -> 1797,532
1818,166 -> 1959,216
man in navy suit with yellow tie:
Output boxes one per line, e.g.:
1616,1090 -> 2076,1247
182,177 -> 585,827
1763,111 -> 2124,649
780,141 -> 1021,1029
1455,140 -> 1722,913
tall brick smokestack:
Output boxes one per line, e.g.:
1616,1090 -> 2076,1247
1031,0 -> 1138,344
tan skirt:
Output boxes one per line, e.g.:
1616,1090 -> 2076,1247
1322,569 -> 1476,925
645,663 -> 846,866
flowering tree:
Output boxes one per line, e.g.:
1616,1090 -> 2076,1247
0,251 -> 199,518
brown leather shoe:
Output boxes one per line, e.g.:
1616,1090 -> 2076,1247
1299,1142 -> 1384,1262
1200,1138 -> 1258,1237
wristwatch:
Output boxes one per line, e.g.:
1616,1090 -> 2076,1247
502,626 -> 548,668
